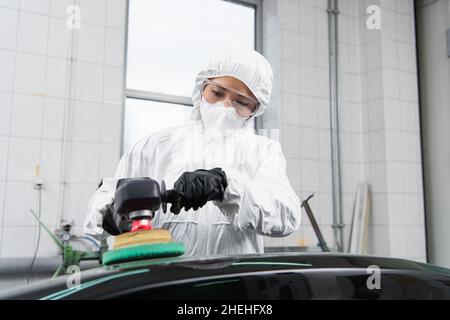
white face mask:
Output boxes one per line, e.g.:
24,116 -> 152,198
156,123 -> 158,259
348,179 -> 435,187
199,99 -> 249,132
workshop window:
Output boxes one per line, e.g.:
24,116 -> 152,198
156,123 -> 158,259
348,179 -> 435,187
124,0 -> 259,152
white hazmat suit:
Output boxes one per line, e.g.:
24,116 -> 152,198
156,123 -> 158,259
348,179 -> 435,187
84,50 -> 302,256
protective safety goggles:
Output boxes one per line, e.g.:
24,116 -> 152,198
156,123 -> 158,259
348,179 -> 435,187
201,80 -> 260,117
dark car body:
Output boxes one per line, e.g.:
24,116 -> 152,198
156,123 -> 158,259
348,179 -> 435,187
1,252 -> 450,300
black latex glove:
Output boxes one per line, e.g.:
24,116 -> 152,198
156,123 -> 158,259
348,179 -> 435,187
170,168 -> 228,214
102,203 -> 131,236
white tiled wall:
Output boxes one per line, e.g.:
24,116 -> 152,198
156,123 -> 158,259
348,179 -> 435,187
0,0 -> 126,257
262,0 -> 426,261
262,0 -> 335,249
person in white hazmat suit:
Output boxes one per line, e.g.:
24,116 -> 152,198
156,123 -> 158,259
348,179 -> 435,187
84,49 -> 302,256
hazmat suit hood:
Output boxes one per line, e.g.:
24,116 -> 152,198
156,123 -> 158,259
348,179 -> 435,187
190,49 -> 273,126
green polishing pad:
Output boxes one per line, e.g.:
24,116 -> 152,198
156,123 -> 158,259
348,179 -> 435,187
102,242 -> 185,266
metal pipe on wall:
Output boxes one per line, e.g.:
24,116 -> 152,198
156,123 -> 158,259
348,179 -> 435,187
56,0 -> 79,226
327,0 -> 344,252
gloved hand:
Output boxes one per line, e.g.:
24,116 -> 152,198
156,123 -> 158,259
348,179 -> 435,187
170,168 -> 228,214
101,203 -> 131,236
